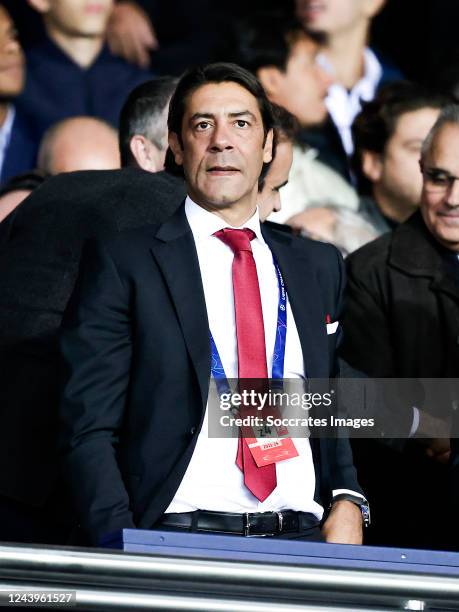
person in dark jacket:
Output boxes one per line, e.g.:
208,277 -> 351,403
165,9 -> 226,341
0,68 -> 186,543
0,168 -> 185,545
341,104 -> 459,550
17,0 -> 152,149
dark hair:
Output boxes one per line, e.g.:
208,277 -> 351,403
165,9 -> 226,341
119,77 -> 178,167
258,104 -> 298,192
165,62 -> 276,179
224,13 -> 324,75
352,81 -> 449,194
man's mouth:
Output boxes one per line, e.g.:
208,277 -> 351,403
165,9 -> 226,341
207,166 -> 240,175
85,4 -> 106,14
439,211 -> 459,221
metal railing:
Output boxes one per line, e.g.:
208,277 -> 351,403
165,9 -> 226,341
0,543 -> 458,610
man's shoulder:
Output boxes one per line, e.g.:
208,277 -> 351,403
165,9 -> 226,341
345,231 -> 393,291
91,223 -> 162,255
10,169 -> 184,228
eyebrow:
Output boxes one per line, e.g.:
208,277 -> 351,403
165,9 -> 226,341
425,166 -> 452,174
189,110 -> 258,122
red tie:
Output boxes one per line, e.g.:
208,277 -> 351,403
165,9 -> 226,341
214,227 -> 277,501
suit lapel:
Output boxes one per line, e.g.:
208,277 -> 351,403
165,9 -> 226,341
263,228 -> 328,378
150,206 -> 211,409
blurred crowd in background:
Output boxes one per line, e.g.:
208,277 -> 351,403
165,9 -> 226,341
2,0 -> 459,553
2,0 -> 459,248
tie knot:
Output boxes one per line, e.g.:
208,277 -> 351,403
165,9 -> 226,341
214,227 -> 256,253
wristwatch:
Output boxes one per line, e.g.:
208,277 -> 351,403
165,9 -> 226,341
332,493 -> 371,528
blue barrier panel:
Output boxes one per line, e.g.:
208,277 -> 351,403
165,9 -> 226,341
102,529 -> 459,577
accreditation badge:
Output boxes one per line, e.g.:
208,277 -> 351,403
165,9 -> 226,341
246,436 -> 299,467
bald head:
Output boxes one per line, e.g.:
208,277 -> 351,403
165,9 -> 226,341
38,116 -> 120,175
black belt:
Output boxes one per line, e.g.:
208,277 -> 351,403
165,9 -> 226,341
157,510 -> 319,537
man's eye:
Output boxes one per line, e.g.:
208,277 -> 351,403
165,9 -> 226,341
235,120 -> 249,128
430,174 -> 449,185
196,121 -> 210,131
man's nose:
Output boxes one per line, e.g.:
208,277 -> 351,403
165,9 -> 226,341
209,123 -> 233,151
446,179 -> 459,207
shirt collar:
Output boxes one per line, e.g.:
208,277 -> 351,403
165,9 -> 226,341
357,47 -> 383,99
0,105 -> 15,151
319,46 -> 382,99
185,196 -> 266,244
37,34 -> 105,69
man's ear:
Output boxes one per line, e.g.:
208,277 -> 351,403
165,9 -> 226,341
263,128 -> 274,164
168,131 -> 183,167
27,0 -> 51,14
257,67 -> 283,100
130,135 -> 159,172
362,149 -> 383,182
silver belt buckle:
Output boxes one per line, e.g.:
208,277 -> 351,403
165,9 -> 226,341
244,512 -> 277,537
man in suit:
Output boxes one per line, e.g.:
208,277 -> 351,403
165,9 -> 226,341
341,104 -> 459,550
59,62 -> 366,546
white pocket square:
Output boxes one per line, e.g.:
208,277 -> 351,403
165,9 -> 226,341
326,321 -> 339,335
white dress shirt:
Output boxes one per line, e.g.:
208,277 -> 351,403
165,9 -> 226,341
165,197 -> 324,518
319,47 -> 382,156
0,105 -> 15,181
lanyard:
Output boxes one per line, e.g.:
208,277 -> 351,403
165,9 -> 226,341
210,257 -> 287,392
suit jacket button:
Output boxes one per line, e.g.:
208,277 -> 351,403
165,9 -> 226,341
190,426 -> 197,436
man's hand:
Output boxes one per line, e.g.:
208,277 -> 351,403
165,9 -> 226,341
425,438 -> 451,464
107,2 -> 158,68
321,500 -> 363,545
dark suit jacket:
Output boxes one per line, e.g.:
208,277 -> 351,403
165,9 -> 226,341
59,205 -> 362,544
341,210 -> 458,549
342,210 -> 459,379
0,168 -> 185,515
